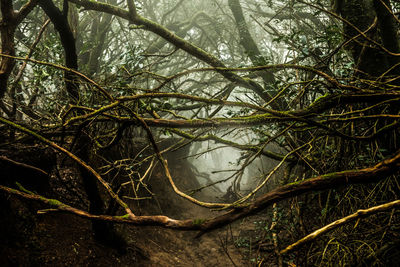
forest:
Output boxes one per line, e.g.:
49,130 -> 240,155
1,0 -> 400,266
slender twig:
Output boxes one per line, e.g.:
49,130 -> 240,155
0,155 -> 48,176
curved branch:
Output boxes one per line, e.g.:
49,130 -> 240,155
280,199 -> 400,254
0,184 -> 199,229
2,141 -> 400,235
0,53 -> 113,101
0,115 -> 134,218
198,149 -> 400,233
66,0 -> 274,103
15,0 -> 39,25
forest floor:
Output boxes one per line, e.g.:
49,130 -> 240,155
0,144 -> 278,266
0,191 -> 274,266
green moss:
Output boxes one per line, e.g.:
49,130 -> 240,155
192,218 -> 205,225
45,198 -> 64,207
286,170 -> 354,187
16,182 -> 34,194
285,180 -> 303,186
116,214 -> 131,219
314,93 -> 330,103
15,182 -> 65,207
226,113 -> 273,124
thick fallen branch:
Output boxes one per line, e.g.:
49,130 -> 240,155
280,199 -> 400,254
1,127 -> 400,234
2,149 -> 399,233
0,184 -> 199,229
2,114 -> 400,233
198,150 -> 400,233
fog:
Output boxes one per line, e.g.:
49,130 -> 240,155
184,132 -> 285,198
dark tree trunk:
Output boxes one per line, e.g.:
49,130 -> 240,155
339,0 -> 400,78
338,0 -> 400,153
39,0 -> 126,252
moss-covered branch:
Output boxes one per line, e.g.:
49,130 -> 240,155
0,115 -> 134,217
2,121 -> 400,234
198,149 -> 400,233
66,0 -> 275,103
0,184 -> 201,229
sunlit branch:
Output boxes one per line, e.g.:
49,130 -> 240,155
280,199 -> 400,254
2,141 -> 400,235
123,105 -> 231,209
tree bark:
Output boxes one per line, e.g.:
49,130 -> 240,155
0,0 -> 16,99
39,0 -> 79,101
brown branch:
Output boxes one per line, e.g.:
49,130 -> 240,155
15,0 -> 39,25
0,53 -> 113,101
0,155 -> 48,176
0,184 -> 199,229
118,93 -> 270,112
2,149 -> 400,234
280,199 -> 400,254
1,123 -> 400,234
121,107 -> 230,209
11,19 -> 50,120
170,129 -> 290,161
0,115 -> 134,218
197,149 -> 400,234
66,0 -> 274,103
